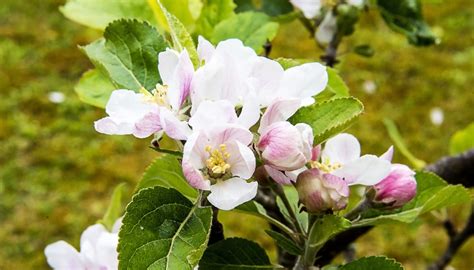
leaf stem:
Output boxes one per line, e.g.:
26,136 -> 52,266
273,185 -> 306,240
149,146 -> 183,157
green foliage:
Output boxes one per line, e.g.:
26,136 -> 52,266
307,215 -> 351,251
325,67 -> 350,97
276,186 -> 308,231
136,154 -> 198,199
81,20 -> 168,92
449,122 -> 474,155
383,118 -> 426,169
118,187 -> 212,270
353,44 -> 375,57
265,230 -> 303,256
99,183 -> 127,230
157,0 -> 200,67
60,0 -> 156,30
353,171 -> 471,226
290,97 -> 364,145
233,0 -> 294,17
154,0 -> 203,32
376,0 -> 437,46
196,0 -> 237,39
211,12 -> 279,54
340,256 -> 404,270
199,238 -> 273,269
336,5 -> 360,37
74,69 -> 116,108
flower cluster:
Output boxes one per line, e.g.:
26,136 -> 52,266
94,37 -> 416,212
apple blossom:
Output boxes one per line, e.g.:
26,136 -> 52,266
372,164 -> 417,208
95,48 -> 194,140
296,168 -> 349,213
313,133 -> 392,186
44,219 -> 121,270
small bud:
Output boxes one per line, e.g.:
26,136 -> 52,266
372,164 -> 417,208
296,169 -> 349,213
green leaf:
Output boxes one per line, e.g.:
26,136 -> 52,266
265,230 -> 303,256
383,118 -> 426,169
81,19 -> 168,92
212,12 -> 279,54
234,0 -> 256,13
99,183 -> 127,230
376,0 -> 438,46
276,186 -> 308,231
289,97 -> 364,145
136,154 -> 198,200
274,57 -> 311,70
157,0 -> 200,67
60,0 -> 156,30
196,0 -> 236,39
353,44 -> 375,57
340,256 -> 403,270
449,122 -> 474,155
118,187 -> 212,270
153,0 -> 203,33
325,67 -> 350,97
199,238 -> 273,269
261,0 -> 294,17
74,69 -> 116,108
353,171 -> 471,226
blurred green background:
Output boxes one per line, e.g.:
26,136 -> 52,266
0,0 -> 473,269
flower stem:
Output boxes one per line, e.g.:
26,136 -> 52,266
344,198 -> 372,221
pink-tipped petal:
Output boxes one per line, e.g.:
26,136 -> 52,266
374,164 -> 417,208
166,49 -> 194,110
264,165 -> 293,185
159,109 -> 191,140
182,161 -> 210,190
208,178 -> 258,210
133,112 -> 162,138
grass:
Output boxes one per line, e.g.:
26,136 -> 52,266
0,0 -> 472,269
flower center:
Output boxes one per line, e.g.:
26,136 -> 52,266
142,84 -> 170,108
205,144 -> 231,177
310,158 -> 342,173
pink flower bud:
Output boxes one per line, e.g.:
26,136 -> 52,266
296,169 -> 349,213
373,164 -> 417,208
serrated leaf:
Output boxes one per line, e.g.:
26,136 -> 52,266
118,187 -> 212,270
265,230 -> 303,256
60,0 -> 156,30
199,238 -> 273,269
325,67 -> 350,97
340,256 -> 404,270
211,12 -> 279,54
353,171 -> 471,226
136,154 -> 198,200
376,0 -> 437,46
449,122 -> 474,155
81,19 -> 168,92
74,69 -> 116,108
196,0 -> 236,39
99,183 -> 127,230
289,97 -> 364,145
157,0 -> 200,67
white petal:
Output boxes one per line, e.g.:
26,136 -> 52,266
80,224 -> 108,253
165,49 -> 194,110
322,133 -> 361,164
159,109 -> 191,140
290,0 -> 322,19
215,39 -> 257,64
197,36 -> 215,63
183,131 -> 208,170
95,117 -> 134,135
208,178 -> 258,210
112,217 -> 123,233
286,167 -> 307,182
209,125 -> 254,146
237,97 -> 261,129
380,145 -> 394,162
278,63 -> 328,101
259,99 -> 302,132
227,141 -> 256,179
158,49 -> 180,86
316,12 -> 337,44
248,57 -> 284,107
44,241 -> 83,270
333,155 -> 392,186
96,232 -> 119,270
264,165 -> 292,185
189,100 -> 237,130
295,123 -> 314,160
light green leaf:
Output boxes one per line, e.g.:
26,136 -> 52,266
449,122 -> 474,155
353,171 -> 471,226
265,230 -> 303,256
274,57 -> 310,69
152,0 -> 203,33
118,187 -> 212,270
99,183 -> 127,230
211,12 -> 279,54
81,19 -> 168,91
325,67 -> 350,97
289,97 -> 364,145
74,69 -> 116,108
136,154 -> 198,200
157,0 -> 200,67
376,0 -> 437,46
60,0 -> 156,30
195,0 -> 236,39
199,238 -> 273,269
276,186 -> 308,231
383,118 -> 426,169
340,256 -> 403,270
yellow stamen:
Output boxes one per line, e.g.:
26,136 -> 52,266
142,84 -> 170,108
310,158 -> 342,173
205,144 -> 231,175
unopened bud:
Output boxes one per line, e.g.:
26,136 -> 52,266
372,164 -> 417,208
296,169 -> 349,213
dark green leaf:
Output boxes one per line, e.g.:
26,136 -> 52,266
234,0 -> 257,13
81,19 -> 168,92
261,0 -> 294,17
118,187 -> 212,270
289,97 -> 364,145
265,230 -> 303,256
353,44 -> 374,57
199,238 -> 273,269
196,0 -> 236,39
99,183 -> 127,230
212,12 -> 279,54
376,0 -> 438,46
136,154 -> 198,200
340,256 -> 403,270
74,69 -> 116,108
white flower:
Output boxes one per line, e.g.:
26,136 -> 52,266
316,11 -> 337,44
290,0 -> 323,19
44,219 -> 121,270
95,49 -> 194,140
317,133 -> 391,186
